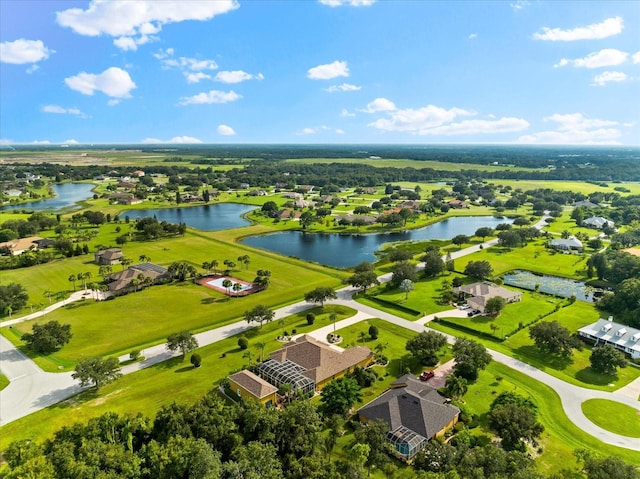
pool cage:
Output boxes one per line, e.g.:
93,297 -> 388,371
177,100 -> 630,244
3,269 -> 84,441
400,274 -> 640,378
257,359 -> 315,395
387,426 -> 427,461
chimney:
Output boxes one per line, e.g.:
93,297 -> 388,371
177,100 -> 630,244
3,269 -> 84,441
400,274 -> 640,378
608,316 -> 613,322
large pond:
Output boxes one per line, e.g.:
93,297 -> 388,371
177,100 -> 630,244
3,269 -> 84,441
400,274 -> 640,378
123,203 -> 257,231
1,183 -> 94,211
503,270 -> 596,302
241,216 -> 511,268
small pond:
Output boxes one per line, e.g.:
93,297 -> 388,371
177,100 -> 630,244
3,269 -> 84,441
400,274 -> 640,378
241,216 -> 511,268
1,183 -> 94,211
502,270 -> 597,302
123,203 -> 257,231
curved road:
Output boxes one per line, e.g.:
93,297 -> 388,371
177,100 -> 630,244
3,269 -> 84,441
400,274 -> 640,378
2,225 -> 639,451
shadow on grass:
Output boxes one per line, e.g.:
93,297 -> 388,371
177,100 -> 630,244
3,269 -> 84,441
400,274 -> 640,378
514,345 -> 574,371
64,301 -> 93,310
175,366 -> 195,373
200,298 -> 216,305
575,367 -> 617,386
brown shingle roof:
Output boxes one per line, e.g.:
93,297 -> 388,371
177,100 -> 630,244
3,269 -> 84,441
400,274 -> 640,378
269,335 -> 373,384
229,370 -> 278,399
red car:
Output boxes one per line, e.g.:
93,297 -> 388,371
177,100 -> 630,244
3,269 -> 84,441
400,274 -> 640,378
419,370 -> 435,381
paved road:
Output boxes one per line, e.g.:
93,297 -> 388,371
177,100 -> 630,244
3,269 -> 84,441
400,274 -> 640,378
2,216 -> 639,451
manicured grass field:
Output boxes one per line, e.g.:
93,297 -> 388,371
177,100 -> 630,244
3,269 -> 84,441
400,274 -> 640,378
455,239 -> 590,278
581,399 -> 640,438
543,210 -> 606,239
0,304 -> 355,451
462,363 -> 640,474
0,374 -> 8,391
486,180 -> 640,196
430,301 -> 640,391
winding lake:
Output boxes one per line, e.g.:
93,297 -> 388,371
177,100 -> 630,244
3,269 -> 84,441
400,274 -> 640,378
123,203 -> 257,231
241,216 -> 511,268
2,183 -> 94,211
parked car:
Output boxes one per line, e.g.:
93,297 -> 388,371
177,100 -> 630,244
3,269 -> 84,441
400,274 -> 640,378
419,370 -> 435,381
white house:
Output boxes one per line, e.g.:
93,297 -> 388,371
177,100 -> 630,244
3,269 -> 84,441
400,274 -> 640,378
584,217 -> 614,229
549,237 -> 583,251
578,317 -> 640,359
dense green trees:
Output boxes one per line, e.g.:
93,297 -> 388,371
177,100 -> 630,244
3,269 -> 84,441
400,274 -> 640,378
72,357 -> 122,389
0,282 -> 28,316
589,345 -> 627,376
319,377 -> 362,417
529,321 -> 576,357
452,338 -> 492,380
166,330 -> 199,358
464,260 -> 493,280
488,392 -> 544,451
485,296 -> 506,317
244,304 -> 275,329
304,287 -> 337,308
406,331 -> 447,366
22,320 -> 72,353
347,262 -> 379,292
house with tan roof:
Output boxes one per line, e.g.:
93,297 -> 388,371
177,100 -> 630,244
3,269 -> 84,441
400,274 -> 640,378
228,370 -> 278,407
106,263 -> 170,295
453,281 -> 521,313
0,236 -> 45,255
256,335 -> 374,393
94,247 -> 123,265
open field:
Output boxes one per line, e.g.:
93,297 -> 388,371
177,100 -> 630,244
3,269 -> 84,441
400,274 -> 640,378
581,399 -> 640,438
486,179 -> 640,196
429,300 -> 640,391
284,157 -> 550,173
0,304 -> 355,451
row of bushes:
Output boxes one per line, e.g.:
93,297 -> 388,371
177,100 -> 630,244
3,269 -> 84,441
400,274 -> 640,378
363,295 -> 422,316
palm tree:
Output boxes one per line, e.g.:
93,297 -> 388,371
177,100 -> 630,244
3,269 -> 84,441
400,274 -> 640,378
222,278 -> 233,296
444,375 -> 468,399
5,306 -> 13,319
120,256 -> 132,271
98,265 -> 112,279
138,254 -> 150,263
68,274 -> 77,292
211,259 -> 219,274
255,341 -> 266,362
82,272 -> 92,290
43,289 -> 53,304
243,349 -> 253,366
237,254 -> 251,270
232,282 -> 243,297
330,312 -> 337,334
358,331 -> 367,344
278,318 -> 286,336
130,278 -> 139,292
202,261 -> 211,275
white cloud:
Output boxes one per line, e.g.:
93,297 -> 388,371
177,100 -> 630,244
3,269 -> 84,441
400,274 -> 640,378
214,70 -> 264,83
0,39 -> 53,64
510,1 -> 530,10
141,136 -> 203,144
534,16 -> 623,41
65,67 -> 136,99
517,113 -> 621,145
555,49 -> 628,69
361,97 -> 397,113
633,51 -> 640,64
57,0 -> 239,50
369,104 -> 475,133
217,124 -> 236,136
42,105 -> 88,118
417,117 -> 530,136
178,90 -> 241,105
32,140 -> 51,144
468,33 -> 477,40
340,108 -> 356,117
0,139 -> 14,145
64,139 -> 80,144
592,71 -> 627,86
319,0 -> 376,6
296,126 -> 330,135
324,83 -> 361,92
335,129 -> 345,134
307,60 -> 349,80
154,48 -> 219,83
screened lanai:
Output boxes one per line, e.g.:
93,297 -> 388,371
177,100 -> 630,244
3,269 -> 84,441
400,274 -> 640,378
257,359 -> 315,395
387,426 -> 427,460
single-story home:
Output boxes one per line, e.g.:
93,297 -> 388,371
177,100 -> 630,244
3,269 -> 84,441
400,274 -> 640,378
228,370 -> 278,407
257,334 -> 374,392
453,281 -> 522,313
106,262 -> 170,295
0,236 -> 45,255
549,237 -> 583,252
447,200 -> 467,209
573,200 -> 598,209
358,374 -> 460,461
584,217 -> 615,229
578,317 -> 640,359
95,247 -> 123,265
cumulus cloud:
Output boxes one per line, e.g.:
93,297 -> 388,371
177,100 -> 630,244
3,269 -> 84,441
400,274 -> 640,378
319,0 -> 376,6
510,1 -> 530,10
324,83 -> 361,92
517,113 -> 621,145
296,126 -> 331,135
42,105 -> 88,118
555,49 -> 628,68
154,48 -> 218,83
32,140 -> 51,144
336,129 -> 345,134
56,0 -> 239,51
307,60 -> 349,80
592,71 -> 627,86
141,136 -> 203,144
65,67 -> 136,99
214,70 -> 264,83
64,139 -> 80,144
1,39 -> 53,65
534,16 -> 623,41
361,97 -> 397,113
416,117 -> 530,136
468,33 -> 477,40
217,124 -> 236,136
633,51 -> 640,64
340,108 -> 356,117
178,90 -> 241,105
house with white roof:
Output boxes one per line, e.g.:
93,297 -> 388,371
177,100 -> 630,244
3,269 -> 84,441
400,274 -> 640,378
578,317 -> 640,359
549,237 -> 583,252
584,217 -> 614,230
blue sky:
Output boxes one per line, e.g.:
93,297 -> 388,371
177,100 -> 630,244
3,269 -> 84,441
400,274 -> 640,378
1,0 -> 639,145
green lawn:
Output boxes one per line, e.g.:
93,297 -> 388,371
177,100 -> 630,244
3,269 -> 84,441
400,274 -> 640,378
0,304 -> 355,451
455,239 -> 590,278
462,362 -> 640,475
581,399 -> 640,438
486,180 -> 640,196
0,374 -> 8,391
430,301 -> 640,391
